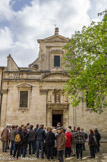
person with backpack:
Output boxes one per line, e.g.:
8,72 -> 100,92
13,127 -> 23,159
88,129 -> 97,158
75,127 -> 84,160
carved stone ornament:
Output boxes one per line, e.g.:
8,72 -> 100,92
33,64 -> 39,69
55,93 -> 60,103
41,54 -> 45,61
48,95 -> 52,103
50,49 -> 64,54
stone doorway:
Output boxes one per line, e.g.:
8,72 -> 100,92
52,110 -> 63,127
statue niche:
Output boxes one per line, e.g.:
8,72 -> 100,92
55,92 -> 60,103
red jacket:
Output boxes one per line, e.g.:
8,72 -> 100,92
65,132 -> 72,147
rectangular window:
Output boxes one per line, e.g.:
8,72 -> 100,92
20,91 -> 28,108
54,56 -> 60,67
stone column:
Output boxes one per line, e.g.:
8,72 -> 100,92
47,105 -> 52,126
69,103 -> 74,127
63,107 -> 69,127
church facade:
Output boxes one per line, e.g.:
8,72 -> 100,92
0,28 -> 107,138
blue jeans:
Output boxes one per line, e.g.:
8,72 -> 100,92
29,141 -> 35,155
23,148 -> 27,157
10,140 -> 15,155
36,141 -> 44,158
34,140 -> 37,152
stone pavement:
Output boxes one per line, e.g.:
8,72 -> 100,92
0,142 -> 107,162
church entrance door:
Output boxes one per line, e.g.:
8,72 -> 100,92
52,110 -> 63,127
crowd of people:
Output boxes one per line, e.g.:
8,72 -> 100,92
1,122 -> 101,161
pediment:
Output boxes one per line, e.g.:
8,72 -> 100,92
41,72 -> 70,81
38,35 -> 69,43
16,82 -> 33,88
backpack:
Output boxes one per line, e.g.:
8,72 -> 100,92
15,134 -> 21,143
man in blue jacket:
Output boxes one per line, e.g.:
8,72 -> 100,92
36,124 -> 46,159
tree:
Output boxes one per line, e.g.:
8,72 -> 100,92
63,11 -> 107,113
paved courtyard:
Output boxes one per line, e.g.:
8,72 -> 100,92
0,142 -> 107,162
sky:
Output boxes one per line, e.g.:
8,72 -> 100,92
0,0 -> 107,67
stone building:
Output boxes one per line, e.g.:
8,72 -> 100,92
0,28 -> 107,138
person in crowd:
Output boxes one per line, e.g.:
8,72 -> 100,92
43,126 -> 48,155
26,123 -> 30,132
68,126 -> 72,130
52,128 -> 57,157
28,125 -> 35,155
15,126 -> 19,133
75,127 -> 84,160
65,128 -> 72,158
73,126 -> 77,132
10,125 -> 16,155
36,124 -> 46,159
56,122 -> 61,129
61,126 -> 66,133
1,125 -> 10,152
7,124 -> 12,150
88,129 -> 97,158
71,130 -> 76,156
45,127 -> 55,160
56,127 -> 66,162
94,128 -> 101,153
34,124 -> 39,153
21,125 -> 24,130
13,127 -> 23,159
22,126 -> 28,157
81,128 -> 87,151
1,124 -> 102,160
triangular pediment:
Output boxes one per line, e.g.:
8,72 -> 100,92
38,34 -> 69,43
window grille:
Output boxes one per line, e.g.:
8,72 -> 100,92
20,91 -> 28,107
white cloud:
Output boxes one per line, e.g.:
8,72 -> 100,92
0,0 -> 106,67
0,0 -> 14,21
0,27 -> 13,50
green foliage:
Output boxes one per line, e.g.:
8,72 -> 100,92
63,11 -> 107,113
